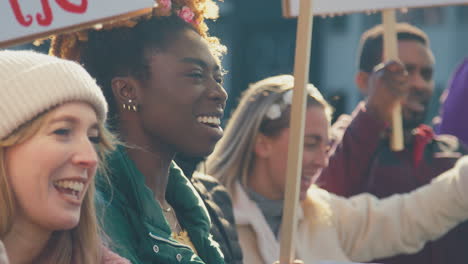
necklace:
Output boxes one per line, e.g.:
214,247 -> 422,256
158,201 -> 181,233
157,200 -> 172,212
165,207 -> 182,233
161,205 -> 182,234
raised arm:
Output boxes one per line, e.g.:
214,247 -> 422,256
332,156 -> 468,262
319,61 -> 409,196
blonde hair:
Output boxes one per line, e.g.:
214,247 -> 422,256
0,106 -> 116,264
205,74 -> 332,194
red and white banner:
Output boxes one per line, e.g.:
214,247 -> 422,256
0,0 -> 155,48
283,0 -> 468,17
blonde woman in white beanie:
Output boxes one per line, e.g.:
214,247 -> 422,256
0,50 -> 129,264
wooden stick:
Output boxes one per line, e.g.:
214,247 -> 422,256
382,9 -> 404,151
282,0 -> 292,18
279,0 -> 314,263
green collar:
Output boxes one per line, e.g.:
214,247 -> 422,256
98,146 -> 224,263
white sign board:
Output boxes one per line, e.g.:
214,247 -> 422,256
0,0 -> 155,48
283,0 -> 468,17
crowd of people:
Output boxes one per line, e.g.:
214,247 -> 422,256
1,1 -> 468,264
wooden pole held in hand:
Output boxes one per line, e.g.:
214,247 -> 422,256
382,9 -> 404,151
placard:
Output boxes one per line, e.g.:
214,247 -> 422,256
282,0 -> 468,17
0,0 -> 155,48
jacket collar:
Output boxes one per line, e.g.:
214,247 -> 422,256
101,146 -> 224,263
233,182 -> 304,264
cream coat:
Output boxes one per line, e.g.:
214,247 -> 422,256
234,156 -> 468,264
0,241 -> 8,264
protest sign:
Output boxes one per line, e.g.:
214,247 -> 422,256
0,0 -> 155,48
280,1 -> 467,263
282,0 -> 468,17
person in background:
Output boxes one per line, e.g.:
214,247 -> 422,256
0,50 -> 126,264
318,23 -> 468,264
205,74 -> 468,264
436,58 -> 468,146
50,1 -> 242,263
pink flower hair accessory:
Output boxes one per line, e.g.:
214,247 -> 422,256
158,0 -> 172,13
177,6 -> 195,24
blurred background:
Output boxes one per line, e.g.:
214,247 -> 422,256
13,1 -> 468,125
206,0 -> 468,125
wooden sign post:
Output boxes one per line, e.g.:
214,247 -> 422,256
0,0 -> 155,48
382,9 -> 404,151
279,0 -> 315,263
280,0 -> 468,262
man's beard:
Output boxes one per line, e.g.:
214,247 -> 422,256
402,89 -> 432,131
402,106 -> 429,131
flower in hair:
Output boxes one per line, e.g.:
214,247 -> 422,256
283,85 -> 321,105
283,90 -> 293,105
178,6 -> 195,24
266,104 -> 282,120
264,84 -> 322,120
159,0 -> 172,13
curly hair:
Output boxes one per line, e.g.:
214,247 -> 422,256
49,0 -> 223,60
49,0 -> 225,125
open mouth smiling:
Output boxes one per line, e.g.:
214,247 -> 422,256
197,115 -> 221,127
53,179 -> 87,203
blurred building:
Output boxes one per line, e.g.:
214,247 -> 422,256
209,1 -> 468,124
8,1 -> 468,124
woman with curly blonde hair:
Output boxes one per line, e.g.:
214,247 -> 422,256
0,50 -> 126,264
50,1 -> 241,263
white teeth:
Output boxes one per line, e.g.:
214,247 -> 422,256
197,116 -> 221,126
54,180 -> 84,192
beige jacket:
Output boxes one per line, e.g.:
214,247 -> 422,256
0,241 -> 8,264
234,156 -> 468,264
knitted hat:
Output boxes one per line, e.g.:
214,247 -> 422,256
0,50 -> 107,139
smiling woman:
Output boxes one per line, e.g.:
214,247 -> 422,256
49,1 -> 242,264
0,50 -> 126,264
205,74 -> 468,264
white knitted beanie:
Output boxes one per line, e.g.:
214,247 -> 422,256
0,50 -> 107,139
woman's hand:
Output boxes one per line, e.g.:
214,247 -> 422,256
0,241 -> 9,264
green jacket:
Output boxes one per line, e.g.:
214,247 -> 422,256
96,147 -> 225,264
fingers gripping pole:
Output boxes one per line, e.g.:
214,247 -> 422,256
382,9 -> 404,151
279,0 -> 314,263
